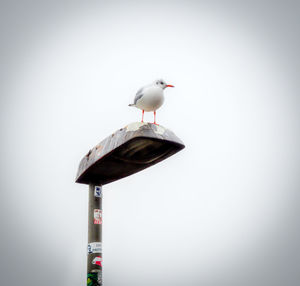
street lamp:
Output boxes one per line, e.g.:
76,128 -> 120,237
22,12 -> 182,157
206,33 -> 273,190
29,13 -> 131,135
75,122 -> 185,286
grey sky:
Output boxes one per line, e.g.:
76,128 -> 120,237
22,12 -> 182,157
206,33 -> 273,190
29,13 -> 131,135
0,1 -> 299,285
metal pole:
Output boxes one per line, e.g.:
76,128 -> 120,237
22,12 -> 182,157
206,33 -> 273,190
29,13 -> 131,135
87,184 -> 103,286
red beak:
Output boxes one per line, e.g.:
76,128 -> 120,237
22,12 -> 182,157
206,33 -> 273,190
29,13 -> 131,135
166,84 -> 174,88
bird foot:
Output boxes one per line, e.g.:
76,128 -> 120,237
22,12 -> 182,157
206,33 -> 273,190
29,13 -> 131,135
153,122 -> 159,126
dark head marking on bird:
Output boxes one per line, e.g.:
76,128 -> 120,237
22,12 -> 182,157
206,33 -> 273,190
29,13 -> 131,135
154,79 -> 174,89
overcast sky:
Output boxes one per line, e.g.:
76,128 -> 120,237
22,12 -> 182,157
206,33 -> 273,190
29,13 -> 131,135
0,0 -> 299,285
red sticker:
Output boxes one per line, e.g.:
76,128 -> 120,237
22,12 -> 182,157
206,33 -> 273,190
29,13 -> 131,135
94,209 -> 102,224
92,256 -> 103,267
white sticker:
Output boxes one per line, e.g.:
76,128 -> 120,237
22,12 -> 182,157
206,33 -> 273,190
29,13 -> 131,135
94,209 -> 102,224
94,186 -> 102,198
87,242 -> 102,254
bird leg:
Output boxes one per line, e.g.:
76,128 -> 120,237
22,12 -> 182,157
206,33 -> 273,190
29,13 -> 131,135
141,110 -> 144,123
153,111 -> 158,125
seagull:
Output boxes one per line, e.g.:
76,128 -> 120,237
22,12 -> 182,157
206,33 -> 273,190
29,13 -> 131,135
129,79 -> 174,125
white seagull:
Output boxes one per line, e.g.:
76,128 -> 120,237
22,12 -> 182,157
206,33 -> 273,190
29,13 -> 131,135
129,79 -> 174,125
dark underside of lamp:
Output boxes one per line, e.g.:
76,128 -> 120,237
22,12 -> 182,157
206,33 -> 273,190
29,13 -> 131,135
75,123 -> 185,185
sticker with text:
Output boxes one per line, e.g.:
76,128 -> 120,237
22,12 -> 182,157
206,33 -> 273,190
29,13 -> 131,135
92,256 -> 103,267
94,209 -> 102,224
94,186 -> 102,198
87,242 -> 102,254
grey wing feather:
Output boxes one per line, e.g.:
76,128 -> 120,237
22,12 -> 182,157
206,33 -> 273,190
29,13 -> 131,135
129,84 -> 150,106
134,92 -> 144,105
133,87 -> 145,104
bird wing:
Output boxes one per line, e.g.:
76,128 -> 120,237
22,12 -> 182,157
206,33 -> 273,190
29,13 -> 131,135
134,85 -> 149,105
134,92 -> 144,105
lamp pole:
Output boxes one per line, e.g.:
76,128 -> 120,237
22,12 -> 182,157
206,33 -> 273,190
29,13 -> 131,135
87,184 -> 103,286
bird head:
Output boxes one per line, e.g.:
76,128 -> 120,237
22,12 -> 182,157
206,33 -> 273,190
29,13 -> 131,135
154,79 -> 174,89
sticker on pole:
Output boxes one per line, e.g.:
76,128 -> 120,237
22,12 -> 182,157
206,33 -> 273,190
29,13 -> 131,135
94,209 -> 102,224
94,186 -> 102,198
92,256 -> 103,267
87,271 -> 102,286
87,242 -> 102,254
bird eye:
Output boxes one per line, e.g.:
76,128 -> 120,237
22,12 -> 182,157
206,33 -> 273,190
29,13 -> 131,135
160,81 -> 164,85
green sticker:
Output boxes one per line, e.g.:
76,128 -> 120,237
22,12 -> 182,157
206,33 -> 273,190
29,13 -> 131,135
87,272 -> 102,286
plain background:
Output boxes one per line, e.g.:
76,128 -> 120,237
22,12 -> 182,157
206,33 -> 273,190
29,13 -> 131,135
0,0 -> 299,285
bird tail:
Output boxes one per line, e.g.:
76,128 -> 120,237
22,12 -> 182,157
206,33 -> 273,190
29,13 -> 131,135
128,104 -> 135,107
